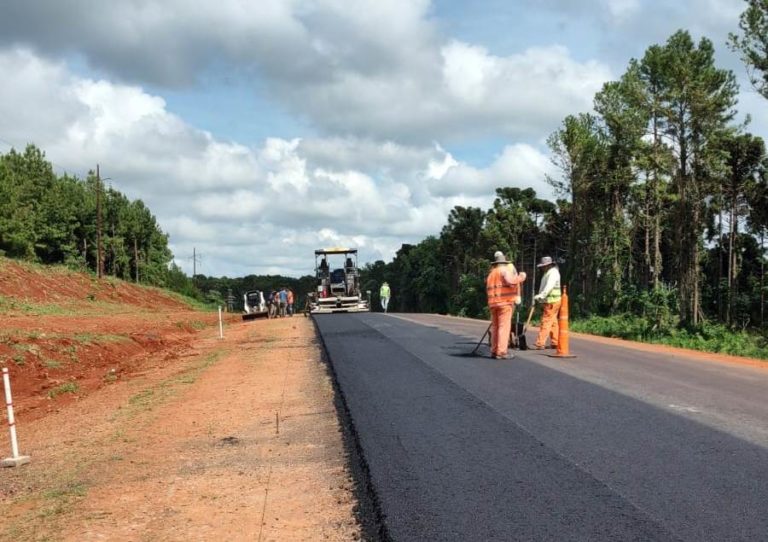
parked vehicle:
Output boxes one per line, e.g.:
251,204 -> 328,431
242,290 -> 268,320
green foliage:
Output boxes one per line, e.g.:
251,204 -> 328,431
0,145 -> 193,297
572,316 -> 768,360
192,273 -> 315,312
450,273 -> 489,318
358,28 -> 767,367
48,382 -> 79,398
729,0 -> 768,100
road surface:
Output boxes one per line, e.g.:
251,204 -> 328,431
315,312 -> 768,541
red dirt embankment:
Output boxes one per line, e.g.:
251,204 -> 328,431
0,258 -> 230,420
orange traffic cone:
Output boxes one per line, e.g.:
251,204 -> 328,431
548,285 -> 576,359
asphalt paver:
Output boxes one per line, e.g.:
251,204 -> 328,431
316,314 -> 690,541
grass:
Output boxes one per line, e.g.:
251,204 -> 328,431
72,332 -> 127,344
0,255 -> 216,314
163,289 -> 218,311
1,329 -> 128,345
121,349 -> 224,418
48,382 -> 79,398
0,295 -> 73,315
571,315 -> 768,360
42,359 -> 62,369
174,319 -> 207,330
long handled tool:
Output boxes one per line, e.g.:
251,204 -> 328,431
524,304 -> 536,331
471,323 -> 492,355
516,308 -> 528,350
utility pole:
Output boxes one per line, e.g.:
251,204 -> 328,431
191,248 -> 202,284
96,164 -> 104,279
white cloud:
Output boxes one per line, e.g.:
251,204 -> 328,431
431,144 -> 556,199
0,0 -> 610,144
1,47 -> 554,277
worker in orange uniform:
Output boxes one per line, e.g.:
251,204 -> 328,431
486,251 -> 526,359
533,256 -> 561,349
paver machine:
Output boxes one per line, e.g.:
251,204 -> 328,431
309,248 -> 370,314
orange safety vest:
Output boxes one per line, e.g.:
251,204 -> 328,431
486,266 -> 519,307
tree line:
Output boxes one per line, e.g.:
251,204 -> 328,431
0,144 -> 192,291
0,143 -> 322,308
364,14 -> 768,339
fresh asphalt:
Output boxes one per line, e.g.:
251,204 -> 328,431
314,312 -> 768,542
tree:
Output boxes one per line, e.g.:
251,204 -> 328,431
440,206 -> 486,293
746,157 -> 768,328
547,113 -> 608,310
660,31 -> 738,326
719,133 -> 765,324
729,0 -> 768,100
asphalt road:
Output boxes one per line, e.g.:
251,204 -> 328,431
315,312 -> 768,542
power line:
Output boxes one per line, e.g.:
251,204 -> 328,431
191,247 -> 202,278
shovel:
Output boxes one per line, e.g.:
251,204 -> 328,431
518,304 -> 535,351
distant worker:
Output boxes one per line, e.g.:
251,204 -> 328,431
278,287 -> 288,318
379,282 -> 391,313
268,290 -> 278,319
486,251 -> 526,359
533,256 -> 561,350
287,289 -> 295,317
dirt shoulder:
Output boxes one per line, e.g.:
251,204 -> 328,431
1,316 -> 360,541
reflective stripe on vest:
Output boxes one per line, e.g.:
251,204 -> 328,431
486,267 -> 519,307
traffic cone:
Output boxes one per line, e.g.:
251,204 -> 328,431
548,285 -> 576,359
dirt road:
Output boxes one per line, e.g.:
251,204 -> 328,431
1,316 -> 360,541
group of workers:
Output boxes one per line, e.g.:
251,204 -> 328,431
486,251 -> 561,360
268,287 -> 295,318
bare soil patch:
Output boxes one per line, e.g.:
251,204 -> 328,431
1,317 -> 360,541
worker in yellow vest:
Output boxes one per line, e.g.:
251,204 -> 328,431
533,256 -> 561,349
379,282 -> 391,313
486,251 -> 526,359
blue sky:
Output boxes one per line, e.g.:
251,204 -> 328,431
0,0 -> 763,277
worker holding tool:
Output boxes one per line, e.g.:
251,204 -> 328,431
379,282 -> 391,313
486,251 -> 526,359
533,256 -> 561,350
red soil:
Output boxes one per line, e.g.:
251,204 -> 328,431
0,258 -> 232,421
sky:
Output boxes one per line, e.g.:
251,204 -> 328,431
0,0 -> 765,278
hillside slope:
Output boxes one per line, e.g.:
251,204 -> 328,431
0,258 -> 231,420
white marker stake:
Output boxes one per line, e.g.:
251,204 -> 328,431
2,367 -> 30,467
218,306 -> 224,339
